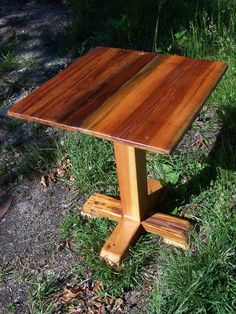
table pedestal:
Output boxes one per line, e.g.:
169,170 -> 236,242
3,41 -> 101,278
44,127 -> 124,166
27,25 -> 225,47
82,143 -> 192,265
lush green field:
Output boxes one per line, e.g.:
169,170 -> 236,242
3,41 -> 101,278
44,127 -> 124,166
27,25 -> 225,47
59,1 -> 236,313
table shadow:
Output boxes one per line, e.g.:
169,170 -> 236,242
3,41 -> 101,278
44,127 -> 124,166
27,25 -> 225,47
161,105 -> 236,216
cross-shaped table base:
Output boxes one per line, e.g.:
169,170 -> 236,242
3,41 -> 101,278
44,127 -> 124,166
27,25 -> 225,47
82,142 -> 193,265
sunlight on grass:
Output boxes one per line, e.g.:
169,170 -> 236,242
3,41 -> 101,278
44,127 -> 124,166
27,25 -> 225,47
60,133 -> 118,196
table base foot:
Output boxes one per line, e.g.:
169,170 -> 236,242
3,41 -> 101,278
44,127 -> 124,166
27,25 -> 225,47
82,180 -> 193,264
142,213 -> 192,250
100,219 -> 141,266
81,193 -> 122,221
81,177 -> 164,221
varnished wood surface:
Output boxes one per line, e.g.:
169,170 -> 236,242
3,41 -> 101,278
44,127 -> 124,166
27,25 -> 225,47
100,220 -> 141,265
81,178 -> 165,221
114,143 -> 148,221
82,193 -> 122,221
7,47 -> 227,154
82,192 -> 192,255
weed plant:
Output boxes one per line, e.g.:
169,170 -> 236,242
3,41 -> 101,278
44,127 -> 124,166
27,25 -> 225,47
65,0 -> 212,53
0,37 -> 19,75
29,276 -> 59,314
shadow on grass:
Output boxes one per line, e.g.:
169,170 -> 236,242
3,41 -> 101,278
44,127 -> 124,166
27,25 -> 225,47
162,105 -> 236,214
0,121 -> 62,189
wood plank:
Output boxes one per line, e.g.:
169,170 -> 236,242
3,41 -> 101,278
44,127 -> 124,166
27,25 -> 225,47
82,55 -> 227,153
100,219 -> 141,265
142,212 -> 192,249
143,212 -> 192,231
81,178 -> 165,221
82,193 -> 122,221
114,143 -> 148,221
7,47 -> 227,154
143,221 -> 189,249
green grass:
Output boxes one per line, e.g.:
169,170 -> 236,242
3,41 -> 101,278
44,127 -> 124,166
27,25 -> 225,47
59,133 -> 118,196
0,50 -> 19,75
60,212 -> 159,297
150,175 -> 236,313
0,36 -> 19,76
148,2 -> 236,313
0,129 -> 60,187
29,276 -> 59,314
1,0 -> 235,312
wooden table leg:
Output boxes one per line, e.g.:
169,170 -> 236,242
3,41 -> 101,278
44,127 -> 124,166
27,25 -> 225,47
82,143 -> 193,265
99,143 -> 149,264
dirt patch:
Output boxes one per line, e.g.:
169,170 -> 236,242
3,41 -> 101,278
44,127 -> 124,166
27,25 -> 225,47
0,0 -> 72,112
0,179 -> 80,313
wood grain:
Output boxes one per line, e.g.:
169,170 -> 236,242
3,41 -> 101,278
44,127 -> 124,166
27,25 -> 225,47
82,193 -> 122,221
114,143 -> 149,221
7,47 -> 227,154
82,192 -> 192,252
81,178 -> 164,221
100,219 -> 141,265
142,212 -> 192,249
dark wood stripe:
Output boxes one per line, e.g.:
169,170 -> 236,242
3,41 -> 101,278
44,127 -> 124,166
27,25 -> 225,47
60,53 -> 157,126
10,47 -> 107,114
22,47 -> 128,116
114,59 -> 211,140
30,51 -> 135,117
80,54 -> 170,131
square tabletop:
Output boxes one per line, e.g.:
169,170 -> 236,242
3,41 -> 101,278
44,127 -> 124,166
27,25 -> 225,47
8,47 -> 227,154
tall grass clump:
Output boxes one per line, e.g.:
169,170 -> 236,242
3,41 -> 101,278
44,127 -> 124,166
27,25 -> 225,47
66,0 -> 208,52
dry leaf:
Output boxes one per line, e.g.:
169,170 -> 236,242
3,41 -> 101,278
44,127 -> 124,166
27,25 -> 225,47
69,176 -> 76,182
57,168 -> 65,177
94,280 -> 102,292
56,155 -> 71,178
40,176 -> 47,188
0,197 -> 12,218
192,135 -> 208,149
67,305 -> 83,313
113,298 -> 124,312
57,285 -> 83,304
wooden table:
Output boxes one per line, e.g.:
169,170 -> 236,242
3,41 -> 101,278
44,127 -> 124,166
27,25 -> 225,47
8,47 -> 227,265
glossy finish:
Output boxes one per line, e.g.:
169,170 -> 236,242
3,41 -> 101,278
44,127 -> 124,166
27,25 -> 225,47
114,143 -> 148,221
8,46 -> 227,154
